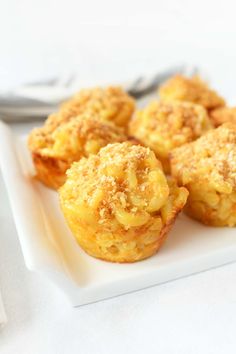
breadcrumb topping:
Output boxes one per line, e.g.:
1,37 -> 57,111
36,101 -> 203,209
56,86 -> 135,128
129,100 -> 212,172
159,75 -> 225,110
60,141 -> 188,262
28,114 -> 127,159
64,142 -> 168,220
171,123 -> 236,191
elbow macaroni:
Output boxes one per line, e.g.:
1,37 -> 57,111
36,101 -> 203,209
170,123 -> 236,226
59,142 -> 188,263
159,75 -> 225,110
59,86 -> 135,129
28,115 -> 128,189
129,100 -> 212,173
28,85 -> 135,189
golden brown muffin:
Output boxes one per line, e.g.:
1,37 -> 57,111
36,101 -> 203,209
159,75 -> 225,110
170,123 -> 236,226
209,106 -> 236,127
52,86 -> 135,129
28,115 -> 128,189
129,100 -> 212,173
59,142 -> 188,263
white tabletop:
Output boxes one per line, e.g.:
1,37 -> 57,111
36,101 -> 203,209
1,123 -> 236,354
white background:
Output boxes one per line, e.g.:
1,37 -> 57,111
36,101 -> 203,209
1,0 -> 236,353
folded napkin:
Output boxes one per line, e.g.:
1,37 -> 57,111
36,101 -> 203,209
0,65 -> 195,122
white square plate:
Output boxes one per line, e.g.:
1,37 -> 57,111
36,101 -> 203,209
0,120 -> 236,306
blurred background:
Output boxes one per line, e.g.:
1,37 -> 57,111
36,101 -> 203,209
1,0 -> 236,99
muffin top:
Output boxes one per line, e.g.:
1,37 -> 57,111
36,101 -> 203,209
210,106 -> 236,127
170,123 -> 236,193
129,100 -> 212,159
60,142 -> 171,229
53,86 -> 135,128
28,114 -> 127,160
159,75 -> 225,110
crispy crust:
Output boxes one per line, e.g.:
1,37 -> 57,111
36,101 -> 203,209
79,206 -> 182,263
65,196 -> 186,264
60,181 -> 187,263
28,115 -> 128,189
59,142 -> 188,263
32,153 -> 70,189
159,75 -> 225,110
184,182 -> 236,226
60,86 -> 135,129
28,85 -> 135,190
170,123 -> 236,226
32,137 -> 140,190
129,100 -> 212,173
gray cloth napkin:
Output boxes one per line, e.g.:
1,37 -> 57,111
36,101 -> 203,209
0,65 -> 196,122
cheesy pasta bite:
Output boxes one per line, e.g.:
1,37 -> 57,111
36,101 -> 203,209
57,86 -> 135,129
129,100 -> 212,173
28,115 -> 127,189
159,75 -> 225,110
170,123 -> 236,226
59,142 -> 188,263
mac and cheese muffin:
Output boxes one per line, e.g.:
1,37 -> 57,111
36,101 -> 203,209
28,115 -> 127,189
55,86 -> 135,129
59,142 -> 188,263
170,123 -> 236,226
159,75 -> 225,110
209,106 -> 236,127
129,100 -> 212,173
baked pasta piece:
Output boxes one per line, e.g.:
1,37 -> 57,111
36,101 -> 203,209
59,142 -> 188,263
209,106 -> 236,127
159,75 -> 225,110
55,86 -> 135,129
28,115 -> 127,189
129,100 -> 212,173
170,123 -> 236,226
